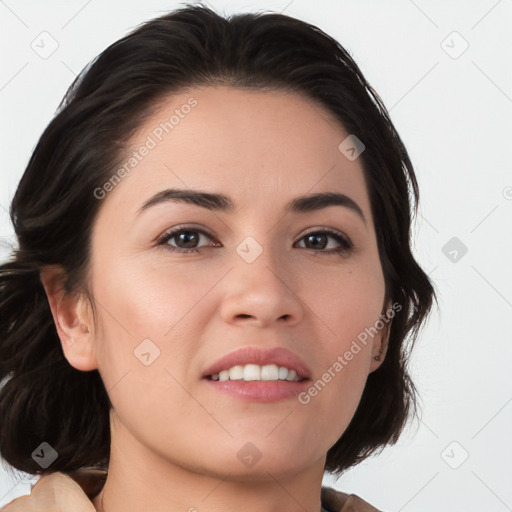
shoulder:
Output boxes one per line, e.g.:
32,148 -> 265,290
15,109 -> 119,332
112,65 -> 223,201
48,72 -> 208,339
2,471 -> 98,512
321,486 -> 384,512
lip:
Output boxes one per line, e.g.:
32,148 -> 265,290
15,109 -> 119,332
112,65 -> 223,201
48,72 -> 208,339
201,346 -> 312,380
204,379 -> 310,402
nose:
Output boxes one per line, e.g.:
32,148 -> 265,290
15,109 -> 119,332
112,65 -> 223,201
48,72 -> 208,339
219,243 -> 304,328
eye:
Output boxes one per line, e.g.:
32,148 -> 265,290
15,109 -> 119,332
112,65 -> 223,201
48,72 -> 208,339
295,228 -> 353,256
157,226 -> 219,253
157,226 -> 353,256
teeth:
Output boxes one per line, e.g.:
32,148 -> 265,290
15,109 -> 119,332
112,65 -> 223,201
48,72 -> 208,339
244,364 -> 260,381
210,363 -> 301,382
229,365 -> 244,380
261,364 -> 279,380
286,369 -> 298,381
278,366 -> 288,380
218,370 -> 230,381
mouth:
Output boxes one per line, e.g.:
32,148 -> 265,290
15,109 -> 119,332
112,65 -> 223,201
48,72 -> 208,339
202,346 -> 311,380
202,349 -> 311,403
202,347 -> 311,402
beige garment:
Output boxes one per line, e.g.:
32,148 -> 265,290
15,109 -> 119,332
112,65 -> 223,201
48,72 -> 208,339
321,485 -> 383,512
2,469 -> 382,512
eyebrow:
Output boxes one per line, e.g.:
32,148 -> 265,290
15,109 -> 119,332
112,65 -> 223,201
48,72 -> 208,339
137,188 -> 366,225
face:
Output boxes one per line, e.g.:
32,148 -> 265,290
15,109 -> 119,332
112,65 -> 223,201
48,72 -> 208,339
75,86 -> 388,479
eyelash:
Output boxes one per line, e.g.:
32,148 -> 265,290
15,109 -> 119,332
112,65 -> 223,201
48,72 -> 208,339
157,225 -> 354,256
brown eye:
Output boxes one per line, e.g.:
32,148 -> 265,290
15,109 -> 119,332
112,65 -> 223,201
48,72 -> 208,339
171,231 -> 200,249
296,228 -> 353,255
158,227 -> 218,254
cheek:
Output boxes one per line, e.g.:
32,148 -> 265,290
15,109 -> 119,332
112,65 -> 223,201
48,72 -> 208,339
93,253 -> 208,334
292,345 -> 371,459
301,262 -> 386,346
290,265 -> 385,436
89,261 -> 204,436
90,256 -> 217,383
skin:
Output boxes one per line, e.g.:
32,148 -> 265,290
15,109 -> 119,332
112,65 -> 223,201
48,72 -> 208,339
40,86 -> 390,512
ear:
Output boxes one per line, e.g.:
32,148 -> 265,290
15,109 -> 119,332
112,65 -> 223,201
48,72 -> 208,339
40,265 -> 98,372
369,301 -> 393,373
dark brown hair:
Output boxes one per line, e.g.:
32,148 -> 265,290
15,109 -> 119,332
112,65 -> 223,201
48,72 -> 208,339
0,3 -> 436,478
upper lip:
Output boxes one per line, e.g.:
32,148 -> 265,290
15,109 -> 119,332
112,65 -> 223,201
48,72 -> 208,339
202,346 -> 312,380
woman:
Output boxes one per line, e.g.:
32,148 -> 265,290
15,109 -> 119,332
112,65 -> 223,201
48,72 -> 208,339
0,4 -> 436,511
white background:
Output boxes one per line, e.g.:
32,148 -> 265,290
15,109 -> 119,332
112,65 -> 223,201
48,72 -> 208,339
1,1 -> 511,511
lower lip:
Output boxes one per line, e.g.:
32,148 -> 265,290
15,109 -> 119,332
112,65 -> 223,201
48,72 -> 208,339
204,378 -> 310,402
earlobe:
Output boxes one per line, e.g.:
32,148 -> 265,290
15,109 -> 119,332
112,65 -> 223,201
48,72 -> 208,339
369,302 -> 393,372
369,326 -> 390,372
40,265 -> 98,372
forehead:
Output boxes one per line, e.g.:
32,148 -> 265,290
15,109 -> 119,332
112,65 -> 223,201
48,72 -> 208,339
97,85 -> 372,222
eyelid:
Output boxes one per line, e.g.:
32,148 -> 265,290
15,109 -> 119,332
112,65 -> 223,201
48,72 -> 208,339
157,222 -> 213,237
300,226 -> 350,241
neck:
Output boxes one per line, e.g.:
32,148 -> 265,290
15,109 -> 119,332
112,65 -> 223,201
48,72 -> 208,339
92,415 -> 326,512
